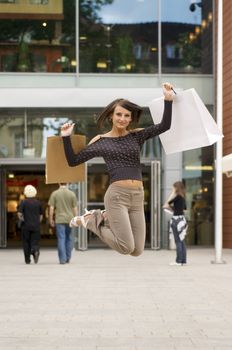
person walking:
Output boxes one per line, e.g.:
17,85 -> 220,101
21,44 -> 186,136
18,185 -> 43,264
163,181 -> 187,266
60,83 -> 174,256
48,183 -> 78,264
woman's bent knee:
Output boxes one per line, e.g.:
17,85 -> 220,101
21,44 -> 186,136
118,242 -> 135,255
130,248 -> 144,257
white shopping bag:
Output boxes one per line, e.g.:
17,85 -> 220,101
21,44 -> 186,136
222,153 -> 232,175
149,88 -> 223,154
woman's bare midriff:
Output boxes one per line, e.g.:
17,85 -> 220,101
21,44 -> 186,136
113,179 -> 143,189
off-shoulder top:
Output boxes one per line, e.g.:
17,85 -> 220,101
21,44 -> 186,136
62,100 -> 172,183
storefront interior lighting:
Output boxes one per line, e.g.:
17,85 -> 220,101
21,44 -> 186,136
185,165 -> 213,171
208,12 -> 213,22
201,19 -> 207,29
189,32 -> 196,41
42,22 -> 47,27
198,187 -> 208,193
195,26 -> 201,35
8,173 -> 14,179
96,62 -> 107,69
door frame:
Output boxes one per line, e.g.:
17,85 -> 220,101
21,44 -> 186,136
0,167 -> 7,247
0,162 -> 46,248
150,160 -> 161,249
0,159 -> 161,250
84,159 -> 161,250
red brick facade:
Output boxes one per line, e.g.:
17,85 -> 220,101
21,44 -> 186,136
223,1 -> 232,247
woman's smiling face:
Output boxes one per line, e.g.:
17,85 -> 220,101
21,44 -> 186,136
111,105 -> 132,130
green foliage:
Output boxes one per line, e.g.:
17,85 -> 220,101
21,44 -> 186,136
80,0 -> 113,22
116,36 -> 134,66
17,40 -> 32,72
177,32 -> 201,68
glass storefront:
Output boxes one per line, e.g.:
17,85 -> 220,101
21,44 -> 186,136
79,0 -> 158,73
79,0 -> 213,74
161,0 -> 213,73
3,160 -> 160,249
183,146 -> 214,246
87,162 -> 158,249
0,0 -> 213,74
0,2 -> 215,248
0,107 -> 162,248
6,170 -> 57,247
0,107 -> 161,159
0,105 -> 215,247
182,105 -> 214,246
0,0 -> 76,72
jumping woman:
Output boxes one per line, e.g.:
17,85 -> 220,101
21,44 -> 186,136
60,83 -> 174,256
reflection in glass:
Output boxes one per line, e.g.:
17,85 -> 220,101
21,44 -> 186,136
161,0 -> 213,73
87,164 -> 153,248
30,0 -> 49,4
182,105 -> 214,246
79,0 -> 158,73
0,0 -> 76,72
0,107 -> 161,159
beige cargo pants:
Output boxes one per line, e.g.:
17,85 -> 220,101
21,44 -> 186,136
86,183 -> 146,256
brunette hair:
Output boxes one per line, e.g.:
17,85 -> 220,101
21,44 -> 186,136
173,181 -> 186,198
96,98 -> 143,129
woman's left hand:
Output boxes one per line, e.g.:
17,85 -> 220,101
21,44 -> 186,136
163,82 -> 174,101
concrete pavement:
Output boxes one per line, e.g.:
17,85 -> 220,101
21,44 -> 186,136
0,248 -> 232,350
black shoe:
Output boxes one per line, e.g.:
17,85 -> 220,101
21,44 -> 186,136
33,251 -> 40,264
66,259 -> 70,263
25,260 -> 31,264
60,261 -> 66,264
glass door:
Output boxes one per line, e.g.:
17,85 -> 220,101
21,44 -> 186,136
150,160 -> 161,249
0,167 -> 7,247
87,163 -> 109,248
86,160 -> 161,249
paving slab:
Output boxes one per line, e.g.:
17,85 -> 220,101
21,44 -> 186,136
0,248 -> 232,350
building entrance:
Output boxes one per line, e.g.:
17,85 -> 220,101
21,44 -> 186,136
1,166 -> 57,248
0,160 -> 161,250
82,160 -> 161,250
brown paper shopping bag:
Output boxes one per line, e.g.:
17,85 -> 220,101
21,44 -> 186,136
46,135 -> 86,184
149,88 -> 223,154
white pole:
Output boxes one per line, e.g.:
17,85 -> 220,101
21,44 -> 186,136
214,0 -> 224,263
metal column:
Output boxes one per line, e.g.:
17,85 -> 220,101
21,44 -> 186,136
0,167 -> 7,247
150,160 -> 161,249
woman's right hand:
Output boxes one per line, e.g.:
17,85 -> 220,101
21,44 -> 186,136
60,123 -> 75,137
163,82 -> 174,101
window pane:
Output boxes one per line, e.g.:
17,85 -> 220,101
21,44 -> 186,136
30,0 -> 48,4
182,105 -> 214,246
0,0 -> 76,72
0,107 -> 161,159
79,0 -> 158,73
161,0 -> 213,74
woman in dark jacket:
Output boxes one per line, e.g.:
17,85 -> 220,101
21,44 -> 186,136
18,185 -> 43,264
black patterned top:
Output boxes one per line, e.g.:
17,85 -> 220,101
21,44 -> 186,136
62,100 -> 172,183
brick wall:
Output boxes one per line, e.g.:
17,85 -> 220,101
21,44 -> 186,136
223,1 -> 232,247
